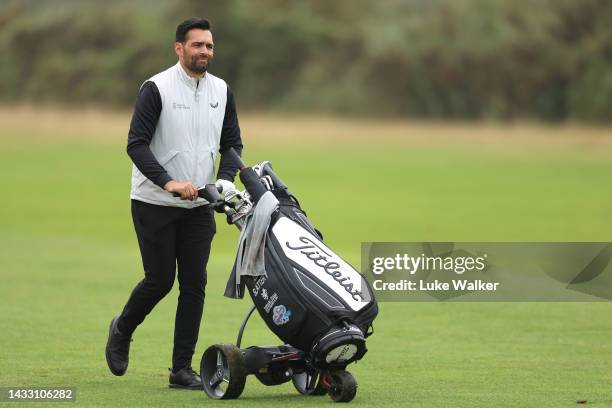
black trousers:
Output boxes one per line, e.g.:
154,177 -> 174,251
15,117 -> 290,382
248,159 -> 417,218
117,200 -> 216,371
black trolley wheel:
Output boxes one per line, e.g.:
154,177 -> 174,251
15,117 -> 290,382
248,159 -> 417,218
292,368 -> 327,396
326,370 -> 357,403
200,344 -> 246,399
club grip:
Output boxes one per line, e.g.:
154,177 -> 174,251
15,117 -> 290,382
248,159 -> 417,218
224,147 -> 246,170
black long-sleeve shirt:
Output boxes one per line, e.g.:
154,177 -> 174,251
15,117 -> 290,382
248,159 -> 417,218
126,81 -> 243,188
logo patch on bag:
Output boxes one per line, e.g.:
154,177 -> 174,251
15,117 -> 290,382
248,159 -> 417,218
264,293 -> 278,313
272,305 -> 291,325
252,276 -> 266,296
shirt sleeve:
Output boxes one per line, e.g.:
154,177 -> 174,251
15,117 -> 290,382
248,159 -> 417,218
217,86 -> 244,182
126,81 -> 173,189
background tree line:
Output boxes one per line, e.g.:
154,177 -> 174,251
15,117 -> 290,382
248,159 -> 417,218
1,0 -> 611,122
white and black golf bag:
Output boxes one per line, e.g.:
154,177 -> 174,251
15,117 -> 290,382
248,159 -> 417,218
232,163 -> 378,369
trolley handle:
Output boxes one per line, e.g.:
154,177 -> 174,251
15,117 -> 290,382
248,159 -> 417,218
172,184 -> 222,203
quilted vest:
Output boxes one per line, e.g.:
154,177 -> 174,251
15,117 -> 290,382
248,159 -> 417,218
130,62 -> 228,208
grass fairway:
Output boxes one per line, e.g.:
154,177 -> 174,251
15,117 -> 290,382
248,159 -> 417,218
1,110 -> 612,407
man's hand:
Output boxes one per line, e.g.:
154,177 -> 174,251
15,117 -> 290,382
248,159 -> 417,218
215,179 -> 236,198
164,180 -> 198,201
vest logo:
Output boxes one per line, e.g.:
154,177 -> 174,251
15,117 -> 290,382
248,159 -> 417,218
210,102 -> 219,108
172,102 -> 190,110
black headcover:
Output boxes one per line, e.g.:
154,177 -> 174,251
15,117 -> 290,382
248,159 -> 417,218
239,168 -> 267,203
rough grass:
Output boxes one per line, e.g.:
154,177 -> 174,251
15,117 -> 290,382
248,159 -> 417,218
1,108 -> 612,407
2,104 -> 612,149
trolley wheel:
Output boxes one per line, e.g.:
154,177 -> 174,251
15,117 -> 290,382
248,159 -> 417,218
325,370 -> 357,403
292,368 -> 327,395
200,344 -> 246,399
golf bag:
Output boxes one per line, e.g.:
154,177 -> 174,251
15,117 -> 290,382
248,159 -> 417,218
235,164 -> 378,368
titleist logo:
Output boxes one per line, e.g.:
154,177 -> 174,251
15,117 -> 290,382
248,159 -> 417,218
285,236 -> 364,302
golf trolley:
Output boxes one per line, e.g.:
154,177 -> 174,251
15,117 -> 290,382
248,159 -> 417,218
196,149 -> 378,403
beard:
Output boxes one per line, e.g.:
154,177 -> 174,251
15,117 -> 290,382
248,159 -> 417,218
187,55 -> 209,74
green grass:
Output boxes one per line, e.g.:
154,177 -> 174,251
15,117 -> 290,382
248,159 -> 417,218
1,133 -> 612,407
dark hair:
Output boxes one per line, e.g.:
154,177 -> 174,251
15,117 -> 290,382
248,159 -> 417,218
175,18 -> 211,43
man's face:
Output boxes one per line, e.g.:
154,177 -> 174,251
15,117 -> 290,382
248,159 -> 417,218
175,28 -> 214,76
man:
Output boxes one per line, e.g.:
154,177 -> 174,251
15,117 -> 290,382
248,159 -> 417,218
105,18 -> 242,389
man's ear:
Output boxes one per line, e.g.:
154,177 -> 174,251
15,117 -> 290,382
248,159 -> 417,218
174,42 -> 183,57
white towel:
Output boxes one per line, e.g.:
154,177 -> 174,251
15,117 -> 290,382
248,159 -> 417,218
224,191 -> 279,298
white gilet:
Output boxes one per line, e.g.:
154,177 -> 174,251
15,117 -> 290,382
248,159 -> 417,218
130,62 -> 228,208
